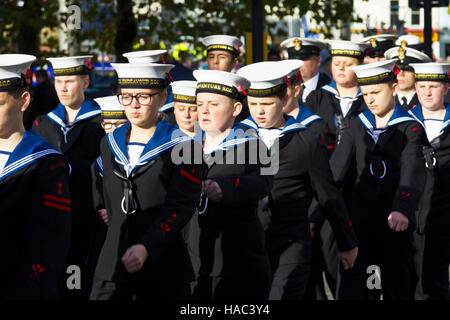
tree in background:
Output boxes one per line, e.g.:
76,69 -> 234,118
0,0 -> 363,58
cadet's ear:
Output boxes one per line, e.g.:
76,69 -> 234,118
392,82 -> 399,97
20,90 -> 31,112
232,100 -> 243,118
82,75 -> 90,90
294,84 -> 302,98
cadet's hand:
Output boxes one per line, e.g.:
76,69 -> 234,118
310,222 -> 317,238
339,247 -> 358,270
98,209 -> 109,225
388,211 -> 409,232
204,179 -> 223,202
121,244 -> 149,273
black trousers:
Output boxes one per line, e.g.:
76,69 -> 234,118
89,277 -> 191,300
422,233 -> 450,300
337,231 -> 413,300
411,231 -> 427,299
268,239 -> 312,300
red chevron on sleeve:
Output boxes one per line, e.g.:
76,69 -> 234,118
43,194 -> 71,212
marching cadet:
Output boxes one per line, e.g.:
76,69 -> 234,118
0,54 -> 71,299
360,34 -> 397,64
191,70 -> 273,300
278,59 -> 334,151
86,95 -> 127,296
123,49 -> 176,124
90,62 -> 204,300
407,62 -> 450,300
331,59 -> 427,300
170,80 -> 201,293
303,40 -> 369,298
280,38 -> 331,103
384,44 -> 431,110
278,58 -> 337,299
32,55 -> 104,300
237,61 -> 358,300
91,96 -> 128,227
384,45 -> 431,299
305,40 -> 369,148
202,35 -> 250,122
171,80 -> 198,137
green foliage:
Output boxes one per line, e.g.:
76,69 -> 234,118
0,0 -> 366,57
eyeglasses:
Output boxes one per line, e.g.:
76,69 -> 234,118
101,120 -> 128,130
117,92 -> 161,106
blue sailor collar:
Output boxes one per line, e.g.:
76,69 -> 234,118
296,105 -> 322,127
0,130 -> 63,181
321,79 -> 362,99
159,91 -> 174,112
239,114 -> 307,137
408,103 -> 450,133
107,119 -> 192,176
358,105 -> 417,139
47,98 -> 101,143
47,97 -> 101,128
194,124 -> 260,156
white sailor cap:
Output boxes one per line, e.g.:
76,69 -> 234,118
237,61 -> 293,97
193,70 -> 249,101
410,63 -> 450,82
384,46 -> 431,67
171,80 -> 197,104
278,59 -> 304,81
202,35 -> 242,57
47,55 -> 93,76
327,40 -> 369,59
111,63 -> 174,89
395,34 -> 426,52
351,59 -> 398,86
94,95 -> 126,119
123,49 -> 167,63
361,34 -> 398,57
280,38 -> 327,59
0,54 -> 36,92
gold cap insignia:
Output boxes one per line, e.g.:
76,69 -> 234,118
400,40 -> 407,49
293,38 -> 301,51
398,47 -> 406,62
369,38 -> 378,48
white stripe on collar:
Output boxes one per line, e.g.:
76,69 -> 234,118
299,114 -> 321,127
321,85 -> 338,96
281,122 -> 306,135
358,113 -> 374,131
47,112 -> 66,128
160,102 -> 174,113
388,116 -> 416,127
138,136 -> 192,163
239,119 -> 258,130
76,109 -> 101,121
0,149 -> 61,180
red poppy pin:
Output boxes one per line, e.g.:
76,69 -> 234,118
25,69 -> 32,84
238,85 -> 247,96
393,65 -> 400,76
85,59 -> 92,70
